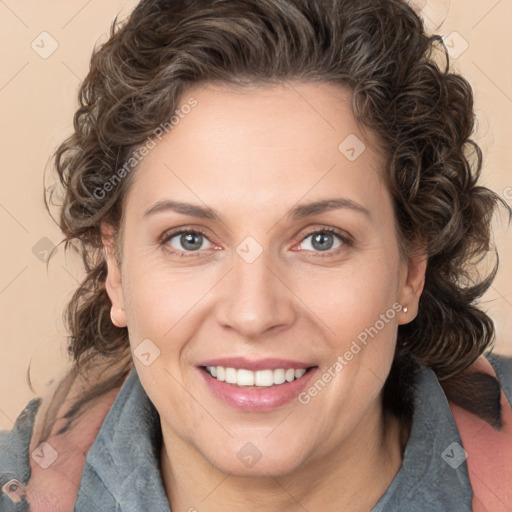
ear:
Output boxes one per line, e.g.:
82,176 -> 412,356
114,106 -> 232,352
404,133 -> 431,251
397,250 -> 427,325
101,222 -> 127,328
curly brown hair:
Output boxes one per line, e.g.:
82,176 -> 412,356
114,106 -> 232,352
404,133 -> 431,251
46,0 -> 511,429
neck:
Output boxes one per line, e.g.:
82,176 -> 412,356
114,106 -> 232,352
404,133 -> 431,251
160,400 -> 409,512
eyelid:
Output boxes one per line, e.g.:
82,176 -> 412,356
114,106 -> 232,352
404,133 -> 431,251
300,226 -> 352,242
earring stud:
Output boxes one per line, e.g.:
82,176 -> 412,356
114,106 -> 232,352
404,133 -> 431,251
403,306 -> 408,313
110,306 -> 125,325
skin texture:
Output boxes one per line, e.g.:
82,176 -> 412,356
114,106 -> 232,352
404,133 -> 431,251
103,81 -> 427,511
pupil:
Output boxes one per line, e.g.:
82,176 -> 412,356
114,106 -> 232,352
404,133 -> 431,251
182,233 -> 202,250
312,233 -> 333,251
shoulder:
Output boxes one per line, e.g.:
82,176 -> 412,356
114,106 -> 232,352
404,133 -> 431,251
448,352 -> 512,511
0,357 -> 131,510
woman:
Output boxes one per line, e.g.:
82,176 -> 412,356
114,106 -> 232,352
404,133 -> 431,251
1,0 -> 511,510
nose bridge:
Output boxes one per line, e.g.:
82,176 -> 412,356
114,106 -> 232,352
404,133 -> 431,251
216,244 -> 296,338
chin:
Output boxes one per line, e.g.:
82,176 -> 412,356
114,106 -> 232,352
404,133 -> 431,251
201,440 -> 309,478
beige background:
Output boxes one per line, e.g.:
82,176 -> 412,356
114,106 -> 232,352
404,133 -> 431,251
0,0 -> 511,431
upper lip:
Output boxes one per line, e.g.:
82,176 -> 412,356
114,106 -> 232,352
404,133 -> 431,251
198,357 -> 315,371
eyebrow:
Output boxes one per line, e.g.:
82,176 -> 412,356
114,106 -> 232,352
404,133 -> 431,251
143,197 -> 371,221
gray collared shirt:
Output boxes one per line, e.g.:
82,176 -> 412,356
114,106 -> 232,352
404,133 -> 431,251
2,353 -> 511,511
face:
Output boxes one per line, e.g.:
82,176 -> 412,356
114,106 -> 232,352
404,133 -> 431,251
103,81 -> 426,477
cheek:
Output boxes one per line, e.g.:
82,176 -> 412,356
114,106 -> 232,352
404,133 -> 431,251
121,257 -> 215,340
298,255 -> 400,339
297,253 -> 401,392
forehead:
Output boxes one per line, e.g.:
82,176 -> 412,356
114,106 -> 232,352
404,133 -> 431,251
169,80 -> 382,153
126,81 -> 388,213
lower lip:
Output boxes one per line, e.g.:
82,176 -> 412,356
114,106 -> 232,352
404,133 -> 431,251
198,367 -> 318,412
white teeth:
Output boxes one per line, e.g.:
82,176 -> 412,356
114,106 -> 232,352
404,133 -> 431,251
225,367 -> 237,384
205,366 -> 309,387
255,369 -> 274,387
237,369 -> 255,386
273,369 -> 286,385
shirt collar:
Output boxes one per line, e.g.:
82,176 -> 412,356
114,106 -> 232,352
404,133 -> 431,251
372,365 -> 473,511
77,367 -> 170,511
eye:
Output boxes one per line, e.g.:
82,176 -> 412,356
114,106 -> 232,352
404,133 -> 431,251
295,228 -> 350,255
161,226 -> 351,258
162,229 -> 215,255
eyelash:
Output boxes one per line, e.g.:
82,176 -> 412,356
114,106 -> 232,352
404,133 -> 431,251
160,227 -> 352,258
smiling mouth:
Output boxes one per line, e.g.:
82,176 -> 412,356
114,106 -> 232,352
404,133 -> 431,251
202,365 -> 315,388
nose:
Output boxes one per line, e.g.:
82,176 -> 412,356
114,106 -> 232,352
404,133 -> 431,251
215,248 -> 297,339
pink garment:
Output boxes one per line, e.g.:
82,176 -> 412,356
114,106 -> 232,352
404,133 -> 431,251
21,371 -> 125,511
448,356 -> 512,512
